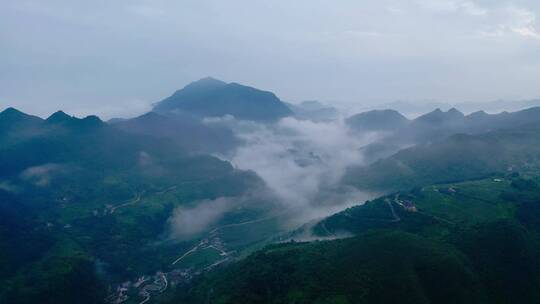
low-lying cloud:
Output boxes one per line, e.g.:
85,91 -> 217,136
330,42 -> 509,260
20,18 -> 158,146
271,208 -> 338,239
206,116 -> 381,226
0,180 -> 19,193
19,163 -> 67,187
167,197 -> 234,240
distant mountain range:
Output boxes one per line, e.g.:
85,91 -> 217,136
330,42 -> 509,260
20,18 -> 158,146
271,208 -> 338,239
344,107 -> 540,192
153,77 -> 293,121
363,99 -> 540,117
348,106 -> 540,144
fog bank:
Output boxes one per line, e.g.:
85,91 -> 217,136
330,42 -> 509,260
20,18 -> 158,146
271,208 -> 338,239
206,116 -> 381,225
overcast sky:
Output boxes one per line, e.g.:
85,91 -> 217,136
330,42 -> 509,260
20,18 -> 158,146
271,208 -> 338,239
1,0 -> 540,118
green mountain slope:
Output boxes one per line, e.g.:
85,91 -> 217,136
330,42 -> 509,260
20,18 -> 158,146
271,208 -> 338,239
174,176 -> 540,304
344,123 -> 540,192
0,108 -> 264,303
112,111 -> 239,154
179,231 -> 482,304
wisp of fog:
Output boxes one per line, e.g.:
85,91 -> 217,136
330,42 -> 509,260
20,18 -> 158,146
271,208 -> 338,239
209,116 -> 379,224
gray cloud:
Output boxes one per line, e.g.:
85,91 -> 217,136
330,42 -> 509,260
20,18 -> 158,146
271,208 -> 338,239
167,197 -> 234,240
0,180 -> 20,193
206,116 -> 380,226
19,163 -> 66,187
1,1 -> 540,118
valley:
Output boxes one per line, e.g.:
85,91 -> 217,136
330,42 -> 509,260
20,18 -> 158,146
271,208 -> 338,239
2,80 -> 540,304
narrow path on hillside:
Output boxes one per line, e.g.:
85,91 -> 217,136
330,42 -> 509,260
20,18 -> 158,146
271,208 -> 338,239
172,214 -> 280,266
416,210 -> 456,225
110,192 -> 143,214
387,195 -> 401,222
208,215 -> 277,235
172,240 -> 206,265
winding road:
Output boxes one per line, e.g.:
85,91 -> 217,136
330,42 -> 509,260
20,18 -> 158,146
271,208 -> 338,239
109,193 -> 143,214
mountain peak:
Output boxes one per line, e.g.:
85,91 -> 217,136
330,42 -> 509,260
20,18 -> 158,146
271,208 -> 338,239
199,76 -> 224,83
467,110 -> 489,118
415,108 -> 464,124
153,78 -> 292,121
0,108 -> 43,127
346,109 -> 409,131
447,108 -> 464,116
0,107 -> 26,118
182,77 -> 227,91
46,110 -> 73,123
81,115 -> 104,125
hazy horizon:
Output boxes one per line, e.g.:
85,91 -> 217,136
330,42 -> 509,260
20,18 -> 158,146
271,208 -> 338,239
2,1 -> 540,118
